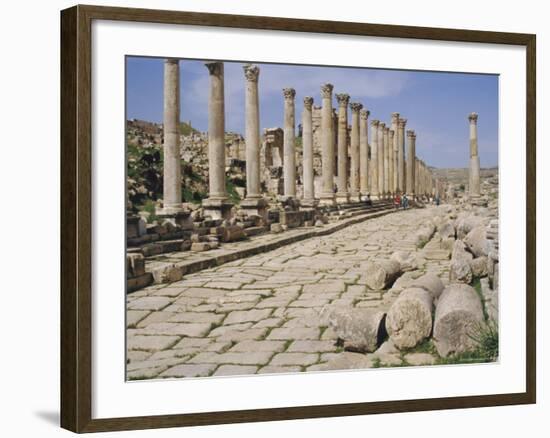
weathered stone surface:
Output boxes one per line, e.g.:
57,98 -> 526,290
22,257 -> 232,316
405,352 -> 436,366
127,296 -> 172,311
270,352 -> 319,366
320,352 -> 375,370
224,309 -> 272,324
470,256 -> 488,277
449,240 -> 473,284
221,225 -> 247,242
390,251 -> 418,272
386,287 -> 433,349
364,260 -> 401,290
464,225 -> 489,257
455,215 -> 483,239
127,253 -> 146,277
191,242 -> 210,252
213,365 -> 258,376
410,272 -> 445,300
437,221 -> 456,239
229,340 -> 286,353
270,223 -> 283,233
160,363 -> 217,378
127,335 -> 180,351
433,283 -> 485,357
322,307 -> 386,352
150,264 -> 183,284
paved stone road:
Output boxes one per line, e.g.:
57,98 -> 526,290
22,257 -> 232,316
127,207 -> 450,379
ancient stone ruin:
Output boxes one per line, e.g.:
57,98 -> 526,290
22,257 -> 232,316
126,59 -> 498,379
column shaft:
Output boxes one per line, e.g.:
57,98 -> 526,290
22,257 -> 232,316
283,88 -> 296,198
398,118 -> 407,192
320,83 -> 336,204
359,109 -> 370,197
205,62 -> 226,199
335,93 -> 350,201
383,127 -> 390,195
406,130 -> 416,196
349,102 -> 362,200
370,120 -> 380,198
468,112 -> 481,196
162,59 -> 182,211
378,123 -> 386,197
243,65 -> 261,198
302,97 -> 314,202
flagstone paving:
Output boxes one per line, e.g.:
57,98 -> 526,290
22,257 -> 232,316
127,207 -> 449,380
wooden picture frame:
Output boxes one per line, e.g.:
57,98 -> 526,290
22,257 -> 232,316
60,4 -> 536,433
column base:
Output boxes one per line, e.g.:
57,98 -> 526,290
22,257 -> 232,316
349,191 -> 361,202
240,197 -> 269,223
202,198 -> 234,220
155,207 -> 194,230
370,193 -> 381,201
318,192 -> 336,206
335,192 -> 350,204
300,198 -> 318,209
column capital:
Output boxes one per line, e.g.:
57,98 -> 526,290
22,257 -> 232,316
360,109 -> 370,120
389,129 -> 395,136
350,102 -> 363,113
205,61 -> 223,76
391,112 -> 400,123
165,58 -> 179,65
371,119 -> 380,127
398,118 -> 407,128
384,126 -> 390,133
283,87 -> 296,100
303,96 -> 314,109
243,64 -> 260,82
335,93 -> 350,107
379,122 -> 386,129
468,112 -> 479,123
407,129 -> 415,137
321,83 -> 334,98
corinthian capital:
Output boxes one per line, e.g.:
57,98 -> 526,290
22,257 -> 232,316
243,64 -> 259,82
391,112 -> 400,122
205,61 -> 223,76
335,93 -> 350,107
360,109 -> 370,120
468,112 -> 479,123
350,102 -> 363,113
283,88 -> 296,100
321,83 -> 334,99
371,119 -> 380,127
398,118 -> 407,128
303,96 -> 314,110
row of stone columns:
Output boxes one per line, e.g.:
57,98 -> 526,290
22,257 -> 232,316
159,59 -> 441,220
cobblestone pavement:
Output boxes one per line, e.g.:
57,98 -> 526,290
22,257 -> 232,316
127,207 -> 450,379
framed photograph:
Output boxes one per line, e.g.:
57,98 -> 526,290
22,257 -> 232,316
60,4 -> 536,433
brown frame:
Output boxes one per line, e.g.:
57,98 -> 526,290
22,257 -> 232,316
60,4 -> 536,433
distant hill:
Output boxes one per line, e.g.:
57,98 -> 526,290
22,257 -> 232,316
432,167 -> 498,185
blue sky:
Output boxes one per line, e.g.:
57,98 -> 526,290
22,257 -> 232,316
126,57 -> 498,168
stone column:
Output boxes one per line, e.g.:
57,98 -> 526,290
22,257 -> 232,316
377,122 -> 386,198
468,112 -> 481,197
406,130 -> 416,197
282,88 -> 297,199
370,120 -> 380,199
389,129 -> 395,194
203,61 -> 232,220
359,109 -> 370,199
349,102 -> 362,201
415,157 -> 420,197
397,118 -> 407,193
160,58 -> 182,214
241,64 -> 268,219
319,83 -> 336,205
383,126 -> 390,196
301,96 -> 316,206
335,93 -> 350,203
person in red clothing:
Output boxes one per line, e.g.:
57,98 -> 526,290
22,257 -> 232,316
394,193 -> 401,209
